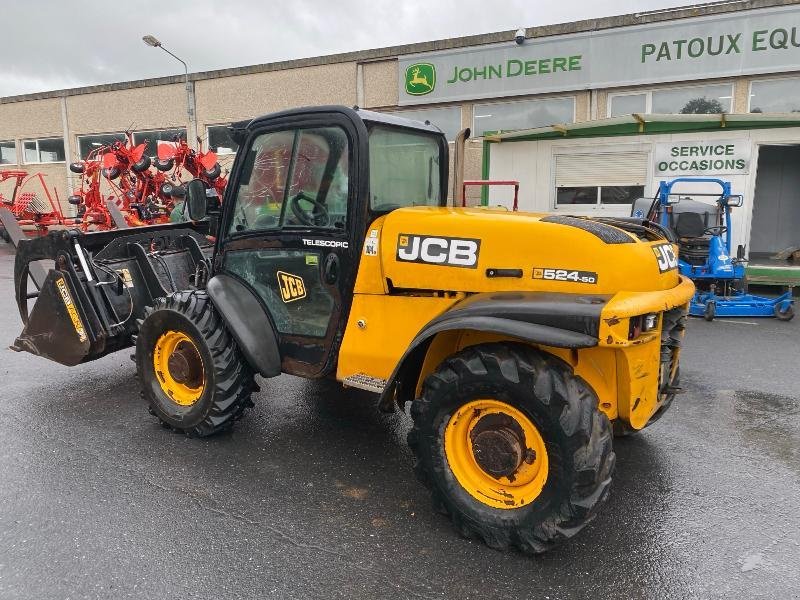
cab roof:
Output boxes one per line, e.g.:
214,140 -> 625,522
230,105 -> 445,139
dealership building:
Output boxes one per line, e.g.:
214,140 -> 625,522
1,0 -> 800,255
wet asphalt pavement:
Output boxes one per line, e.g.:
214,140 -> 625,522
0,240 -> 798,600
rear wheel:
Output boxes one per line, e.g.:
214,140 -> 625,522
704,301 -> 716,321
774,303 -> 794,321
408,343 -> 614,554
135,291 -> 255,437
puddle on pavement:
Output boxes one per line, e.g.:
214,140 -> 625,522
732,390 -> 800,478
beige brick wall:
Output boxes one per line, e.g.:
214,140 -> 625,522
66,84 -> 188,136
363,60 -> 397,109
195,62 -> 358,127
575,91 -> 591,122
0,98 -> 62,141
733,79 -> 751,113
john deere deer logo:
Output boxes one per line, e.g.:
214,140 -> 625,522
405,63 -> 436,96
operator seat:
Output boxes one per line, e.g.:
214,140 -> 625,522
674,212 -> 710,266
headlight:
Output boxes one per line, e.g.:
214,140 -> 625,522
629,313 -> 659,340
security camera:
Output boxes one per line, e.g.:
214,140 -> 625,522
515,28 -> 526,45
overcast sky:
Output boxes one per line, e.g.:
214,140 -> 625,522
3,0 -> 693,97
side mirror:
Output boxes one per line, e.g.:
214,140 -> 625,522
185,179 -> 207,221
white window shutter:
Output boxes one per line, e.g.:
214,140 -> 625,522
555,152 -> 649,188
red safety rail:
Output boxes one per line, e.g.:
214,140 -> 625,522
462,180 -> 520,211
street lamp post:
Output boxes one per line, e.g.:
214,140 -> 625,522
142,35 -> 196,144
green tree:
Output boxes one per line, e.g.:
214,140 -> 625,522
680,97 -> 725,114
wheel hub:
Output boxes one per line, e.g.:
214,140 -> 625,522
470,414 -> 531,478
153,331 -> 205,406
444,399 -> 549,510
167,342 -> 203,388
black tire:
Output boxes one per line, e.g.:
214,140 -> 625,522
408,343 -> 614,554
775,303 -> 795,321
135,291 -> 255,437
204,163 -> 221,180
67,195 -> 83,205
69,162 -> 85,174
704,301 -> 716,321
159,183 -> 174,198
155,158 -> 175,172
102,166 -> 120,180
131,156 -> 152,173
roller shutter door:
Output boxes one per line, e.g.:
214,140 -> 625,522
555,151 -> 649,187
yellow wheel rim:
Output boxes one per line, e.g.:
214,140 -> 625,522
444,399 -> 549,510
153,330 -> 205,406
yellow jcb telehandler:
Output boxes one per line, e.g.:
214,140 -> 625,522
9,106 -> 693,553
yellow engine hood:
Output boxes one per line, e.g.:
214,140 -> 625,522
360,206 -> 681,295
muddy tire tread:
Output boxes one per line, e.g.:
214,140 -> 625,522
137,290 -> 254,437
408,343 -> 614,554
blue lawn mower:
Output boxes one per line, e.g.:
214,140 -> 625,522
634,177 -> 794,321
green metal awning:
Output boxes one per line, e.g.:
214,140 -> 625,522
483,113 -> 800,143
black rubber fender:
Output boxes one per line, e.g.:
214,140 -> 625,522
206,273 -> 281,377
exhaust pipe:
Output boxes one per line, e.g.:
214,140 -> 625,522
452,127 -> 470,206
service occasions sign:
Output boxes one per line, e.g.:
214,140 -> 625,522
654,140 -> 752,176
399,5 -> 800,105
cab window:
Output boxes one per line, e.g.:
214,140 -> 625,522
368,126 -> 441,212
229,126 -> 349,233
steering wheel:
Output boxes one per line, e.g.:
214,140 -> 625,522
290,191 -> 329,227
704,226 -> 727,236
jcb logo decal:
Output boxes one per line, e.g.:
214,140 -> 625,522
396,234 -> 480,269
55,277 -> 88,343
653,243 -> 679,273
277,271 -> 306,303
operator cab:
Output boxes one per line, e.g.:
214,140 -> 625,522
186,106 -> 450,377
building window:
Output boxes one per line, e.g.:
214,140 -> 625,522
77,133 -> 127,159
0,140 -> 17,164
608,84 -> 733,116
608,93 -> 647,117
207,125 -> 238,154
132,128 -> 187,157
473,97 -> 575,136
384,106 -> 462,141
22,137 -> 65,163
750,77 -> 800,113
554,151 -> 648,210
556,185 -> 645,207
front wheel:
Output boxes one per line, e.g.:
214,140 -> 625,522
135,291 -> 255,437
408,343 -> 614,554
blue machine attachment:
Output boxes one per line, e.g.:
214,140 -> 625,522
641,178 -> 794,321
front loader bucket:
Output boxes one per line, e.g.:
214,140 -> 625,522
12,270 -> 91,365
11,223 -> 213,366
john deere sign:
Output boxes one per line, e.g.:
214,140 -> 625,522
405,63 -> 436,95
398,5 -> 800,105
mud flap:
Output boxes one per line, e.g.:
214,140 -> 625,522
12,270 -> 92,366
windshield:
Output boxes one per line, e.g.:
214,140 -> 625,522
368,126 -> 442,211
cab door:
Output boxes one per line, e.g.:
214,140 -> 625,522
217,114 -> 364,377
